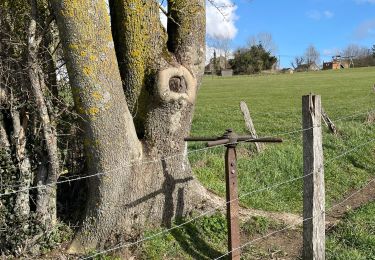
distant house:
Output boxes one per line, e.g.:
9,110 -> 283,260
204,55 -> 229,75
281,68 -> 294,74
323,61 -> 333,70
221,69 -> 233,77
323,56 -> 352,70
295,62 -> 320,72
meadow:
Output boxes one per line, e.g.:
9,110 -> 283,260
139,67 -> 375,259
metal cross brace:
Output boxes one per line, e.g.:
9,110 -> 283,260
185,129 -> 282,260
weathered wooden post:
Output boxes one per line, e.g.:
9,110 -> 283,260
302,94 -> 325,260
185,130 -> 282,259
240,101 -> 264,153
321,107 -> 337,135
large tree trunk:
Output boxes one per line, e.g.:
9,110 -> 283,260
51,0 -> 209,253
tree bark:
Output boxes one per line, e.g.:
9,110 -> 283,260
51,0 -> 209,253
0,89 -> 10,149
28,0 -> 59,228
11,108 -> 31,223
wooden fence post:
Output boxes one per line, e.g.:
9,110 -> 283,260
302,94 -> 325,260
321,107 -> 337,135
240,101 -> 264,153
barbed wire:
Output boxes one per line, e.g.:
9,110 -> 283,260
1,107 -> 374,195
214,175 -> 375,260
1,102 -> 374,258
0,123 -> 321,196
81,169 -> 317,259
334,108 -> 375,122
80,136 -> 375,259
1,101 -> 375,193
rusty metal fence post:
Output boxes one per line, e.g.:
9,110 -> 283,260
225,139 -> 240,259
185,130 -> 282,259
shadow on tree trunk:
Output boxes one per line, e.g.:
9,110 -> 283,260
123,157 -> 193,227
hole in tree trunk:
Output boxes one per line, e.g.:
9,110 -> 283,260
169,76 -> 187,94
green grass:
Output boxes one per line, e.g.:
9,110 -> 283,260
138,213 -> 228,259
327,201 -> 375,260
189,67 -> 375,213
138,214 -> 281,260
139,68 -> 375,259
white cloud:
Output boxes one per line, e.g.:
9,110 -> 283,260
206,0 -> 238,40
307,10 -> 334,20
158,0 -> 238,64
159,1 -> 238,40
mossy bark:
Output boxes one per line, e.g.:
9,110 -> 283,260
51,0 -> 208,253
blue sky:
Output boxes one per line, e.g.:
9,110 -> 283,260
205,0 -> 375,67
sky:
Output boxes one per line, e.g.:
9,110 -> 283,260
162,0 -> 375,68
206,0 -> 375,67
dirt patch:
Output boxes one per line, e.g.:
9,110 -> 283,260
326,178 -> 375,224
243,229 -> 303,260
365,111 -> 375,124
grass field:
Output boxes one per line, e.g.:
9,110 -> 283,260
139,67 -> 375,259
190,67 -> 375,213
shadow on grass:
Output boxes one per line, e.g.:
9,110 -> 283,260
170,218 -> 225,260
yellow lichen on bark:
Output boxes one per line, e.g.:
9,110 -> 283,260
111,0 -> 165,111
92,91 -> 102,101
53,0 -> 122,119
87,107 -> 99,116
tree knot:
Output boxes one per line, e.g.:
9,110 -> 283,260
156,66 -> 197,103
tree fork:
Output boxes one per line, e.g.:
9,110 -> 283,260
51,0 -> 211,254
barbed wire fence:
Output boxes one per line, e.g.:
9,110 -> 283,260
0,104 -> 374,259
82,134 -> 375,259
214,175 -> 375,260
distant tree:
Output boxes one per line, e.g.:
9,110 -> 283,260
207,35 -> 232,69
247,32 -> 278,55
212,49 -> 219,75
304,45 -> 320,65
341,44 -> 374,67
342,44 -> 369,58
291,56 -> 305,69
229,44 -> 277,74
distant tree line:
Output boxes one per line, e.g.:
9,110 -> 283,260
291,43 -> 375,70
335,44 -> 375,68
